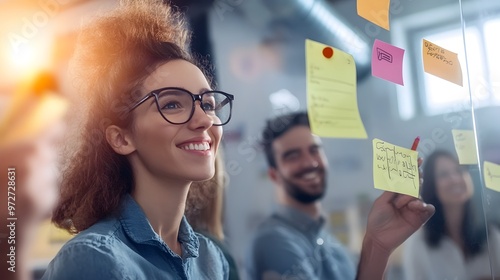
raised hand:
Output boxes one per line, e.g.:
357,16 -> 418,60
356,158 -> 435,280
364,191 -> 435,253
365,157 -> 434,252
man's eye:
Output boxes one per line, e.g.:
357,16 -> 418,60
284,153 -> 299,161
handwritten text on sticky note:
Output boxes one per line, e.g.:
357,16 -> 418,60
422,39 -> 463,86
306,39 -> 367,139
357,0 -> 390,30
484,161 -> 500,192
372,39 -> 405,85
452,129 -> 478,165
373,138 -> 419,198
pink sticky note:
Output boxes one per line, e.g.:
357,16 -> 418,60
371,39 -> 405,85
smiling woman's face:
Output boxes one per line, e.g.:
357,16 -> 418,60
128,59 -> 222,183
434,156 -> 473,207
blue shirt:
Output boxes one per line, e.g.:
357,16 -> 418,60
41,195 -> 229,280
245,205 -> 356,280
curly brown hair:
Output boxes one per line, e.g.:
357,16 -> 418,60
53,0 -> 203,233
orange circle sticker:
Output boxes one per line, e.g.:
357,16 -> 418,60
322,47 -> 334,59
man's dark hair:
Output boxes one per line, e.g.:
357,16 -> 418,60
261,111 -> 310,168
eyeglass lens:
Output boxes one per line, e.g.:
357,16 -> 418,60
155,89 -> 231,125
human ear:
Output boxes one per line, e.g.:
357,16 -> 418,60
268,167 -> 280,184
105,125 -> 136,155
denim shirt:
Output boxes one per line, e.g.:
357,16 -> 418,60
245,205 -> 356,280
41,195 -> 229,280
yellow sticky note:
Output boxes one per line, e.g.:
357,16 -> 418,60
451,129 -> 478,165
305,39 -> 367,139
357,0 -> 390,30
373,138 -> 419,198
484,161 -> 500,192
422,39 -> 463,86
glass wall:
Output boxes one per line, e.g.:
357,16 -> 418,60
463,0 -> 500,279
209,0 -> 500,279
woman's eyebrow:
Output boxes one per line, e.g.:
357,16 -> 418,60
199,87 -> 212,94
173,87 -> 212,94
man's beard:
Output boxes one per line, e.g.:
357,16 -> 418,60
281,168 -> 327,204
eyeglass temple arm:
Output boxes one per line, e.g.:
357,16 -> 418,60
129,93 -> 153,112
214,96 -> 233,111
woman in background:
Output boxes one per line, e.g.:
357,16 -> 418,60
403,150 -> 500,280
186,150 -> 241,280
41,0 -> 234,279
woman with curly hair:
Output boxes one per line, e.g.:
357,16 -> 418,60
41,0 -> 234,279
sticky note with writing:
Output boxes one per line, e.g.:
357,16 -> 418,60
305,39 -> 367,139
357,0 -> 390,30
372,39 -> 405,85
484,161 -> 500,192
452,129 -> 478,165
373,138 -> 419,198
422,39 -> 463,86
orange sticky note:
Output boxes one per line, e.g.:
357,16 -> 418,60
357,0 -> 390,30
422,39 -> 463,86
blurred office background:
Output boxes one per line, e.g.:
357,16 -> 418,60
1,0 -> 499,279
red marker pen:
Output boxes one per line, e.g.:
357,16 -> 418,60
411,136 -> 420,151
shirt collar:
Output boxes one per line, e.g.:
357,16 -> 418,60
273,204 -> 325,235
119,194 -> 199,259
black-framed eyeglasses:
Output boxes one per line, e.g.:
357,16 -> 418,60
128,87 -> 234,126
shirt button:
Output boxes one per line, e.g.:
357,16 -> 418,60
316,238 -> 324,245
